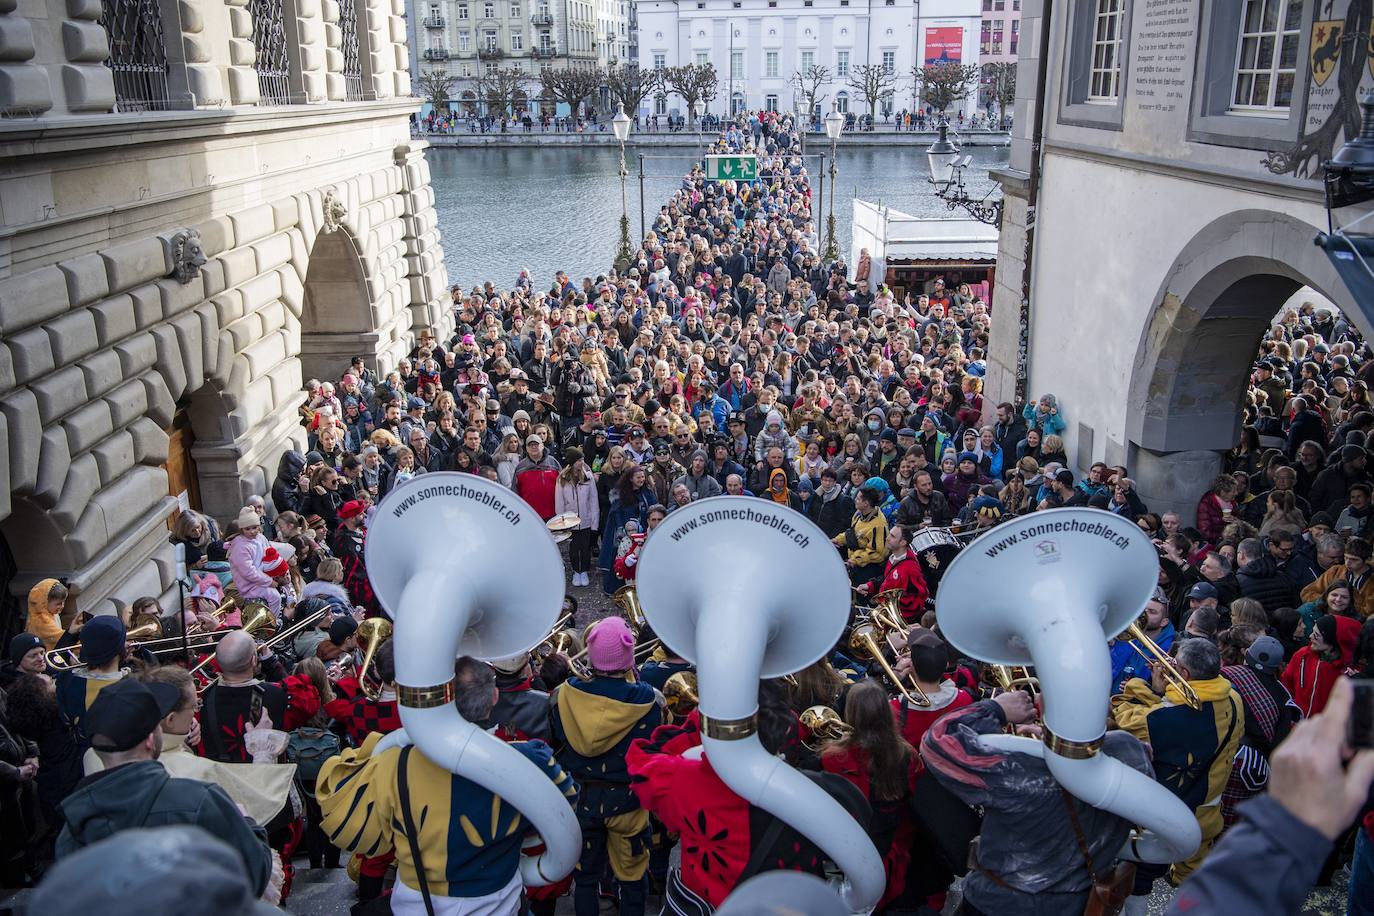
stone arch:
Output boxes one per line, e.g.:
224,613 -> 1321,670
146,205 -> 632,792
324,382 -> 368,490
1124,208 -> 1373,518
298,222 -> 374,383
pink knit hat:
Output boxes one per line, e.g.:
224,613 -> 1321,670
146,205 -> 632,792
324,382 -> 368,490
586,617 -> 635,672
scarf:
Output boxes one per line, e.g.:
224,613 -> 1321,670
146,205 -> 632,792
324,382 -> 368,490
769,469 -> 791,505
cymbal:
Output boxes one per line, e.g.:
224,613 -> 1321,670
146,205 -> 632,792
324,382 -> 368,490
552,530 -> 572,544
547,512 -> 581,532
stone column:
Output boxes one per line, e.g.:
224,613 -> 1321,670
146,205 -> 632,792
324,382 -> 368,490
321,0 -> 345,101
363,0 -> 392,99
1132,447 -> 1222,529
292,0 -> 328,101
225,0 -> 259,104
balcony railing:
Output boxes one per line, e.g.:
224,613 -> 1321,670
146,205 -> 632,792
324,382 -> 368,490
423,47 -> 450,59
531,10 -> 552,24
423,15 -> 445,27
531,45 -> 559,58
477,46 -> 504,59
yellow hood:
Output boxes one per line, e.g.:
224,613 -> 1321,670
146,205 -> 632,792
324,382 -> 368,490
1165,675 -> 1235,707
27,578 -> 63,648
556,680 -> 656,757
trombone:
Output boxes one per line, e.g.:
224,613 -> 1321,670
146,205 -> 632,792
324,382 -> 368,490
1116,612 -> 1201,710
849,620 -> 930,707
136,598 -> 258,655
192,605 -> 328,692
46,611 -> 166,670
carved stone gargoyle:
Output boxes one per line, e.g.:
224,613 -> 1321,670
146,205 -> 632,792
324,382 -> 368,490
322,189 -> 347,234
167,228 -> 207,284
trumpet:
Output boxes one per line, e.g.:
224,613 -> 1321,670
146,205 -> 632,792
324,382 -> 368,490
850,620 -> 930,707
1116,612 -> 1201,710
356,617 -> 393,701
800,704 -> 852,751
533,613 -> 576,657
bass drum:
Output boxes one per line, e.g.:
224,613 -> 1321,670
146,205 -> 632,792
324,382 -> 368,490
910,528 -> 963,596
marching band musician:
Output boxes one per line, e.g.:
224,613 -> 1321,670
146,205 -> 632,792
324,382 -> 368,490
922,691 -> 1151,915
627,679 -> 871,913
54,615 -> 127,733
817,680 -> 921,911
856,524 -> 930,622
316,657 -> 579,916
198,631 -> 321,763
550,616 -> 663,916
1110,637 -> 1244,900
331,499 -> 377,615
890,627 -> 974,749
483,653 -> 554,742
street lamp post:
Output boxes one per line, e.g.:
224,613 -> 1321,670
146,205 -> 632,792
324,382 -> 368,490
925,117 -> 1003,226
612,106 -> 634,272
823,109 -> 844,263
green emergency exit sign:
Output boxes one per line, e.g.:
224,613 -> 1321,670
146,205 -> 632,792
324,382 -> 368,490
705,155 -> 758,181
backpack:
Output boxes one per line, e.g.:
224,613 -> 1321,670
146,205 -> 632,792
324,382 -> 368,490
286,726 -> 342,790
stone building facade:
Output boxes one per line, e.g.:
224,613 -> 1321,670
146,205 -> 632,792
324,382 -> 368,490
987,0 -> 1372,521
0,0 -> 451,624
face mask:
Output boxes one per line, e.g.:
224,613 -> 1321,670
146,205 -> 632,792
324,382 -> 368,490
867,420 -> 880,432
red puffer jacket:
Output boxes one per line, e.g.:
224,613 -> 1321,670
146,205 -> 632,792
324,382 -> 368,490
1280,615 -> 1360,717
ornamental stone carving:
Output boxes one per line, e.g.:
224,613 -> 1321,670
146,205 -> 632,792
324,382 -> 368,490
166,227 -> 206,283
321,188 -> 347,233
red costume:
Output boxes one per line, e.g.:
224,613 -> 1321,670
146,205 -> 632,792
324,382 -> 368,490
876,548 -> 930,622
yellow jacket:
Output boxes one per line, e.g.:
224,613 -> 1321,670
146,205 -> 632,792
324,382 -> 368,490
317,732 -> 577,898
1300,564 -> 1374,618
833,509 -> 889,567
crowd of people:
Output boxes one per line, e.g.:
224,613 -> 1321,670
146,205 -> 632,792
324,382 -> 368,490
0,109 -> 1372,916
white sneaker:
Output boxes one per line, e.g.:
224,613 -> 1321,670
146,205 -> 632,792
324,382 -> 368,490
579,572 -> 589,586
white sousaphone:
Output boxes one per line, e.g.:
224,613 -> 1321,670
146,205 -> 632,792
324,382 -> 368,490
366,472 -> 582,885
635,495 -> 887,912
935,507 -> 1202,863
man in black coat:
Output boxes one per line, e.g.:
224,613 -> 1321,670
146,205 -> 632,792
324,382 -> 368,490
895,470 -> 953,527
1309,444 -> 1369,516
992,402 -> 1028,463
1234,537 -> 1299,616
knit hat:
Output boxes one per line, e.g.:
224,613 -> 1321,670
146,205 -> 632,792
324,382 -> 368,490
564,446 -> 584,465
512,409 -> 531,422
341,374 -> 358,387
338,500 -> 366,521
879,428 -> 898,444
80,615 -> 127,666
328,616 -> 358,646
1245,635 -> 1285,675
587,617 -> 635,672
958,450 -> 978,465
235,507 -> 261,530
689,448 -> 708,464
8,632 -> 42,666
305,451 -> 325,465
261,541 -> 294,578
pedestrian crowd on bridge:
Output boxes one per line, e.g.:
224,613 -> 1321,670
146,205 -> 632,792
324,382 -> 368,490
2,110 -> 1373,916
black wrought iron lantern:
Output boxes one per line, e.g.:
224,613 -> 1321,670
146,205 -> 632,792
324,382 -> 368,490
1317,97 -> 1374,306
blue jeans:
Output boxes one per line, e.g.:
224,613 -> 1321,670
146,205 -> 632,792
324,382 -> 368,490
1351,827 -> 1374,916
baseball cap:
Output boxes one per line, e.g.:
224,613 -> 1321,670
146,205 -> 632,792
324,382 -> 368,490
897,427 -> 917,438
80,615 -> 127,666
406,396 -> 425,410
1188,582 -> 1218,600
82,677 -> 181,752
1245,636 -> 1285,675
328,616 -> 359,645
1054,469 -> 1074,487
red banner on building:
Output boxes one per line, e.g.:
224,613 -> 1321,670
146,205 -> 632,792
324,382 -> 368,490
924,27 -> 964,65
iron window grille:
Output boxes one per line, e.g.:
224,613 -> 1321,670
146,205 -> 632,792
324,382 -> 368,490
338,0 -> 364,100
100,0 -> 171,111
250,0 -> 292,104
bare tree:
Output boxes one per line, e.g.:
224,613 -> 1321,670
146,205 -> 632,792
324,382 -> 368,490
847,63 -> 898,123
416,70 -> 456,116
911,62 -> 980,115
789,64 -> 831,122
981,61 -> 1016,122
662,63 -> 718,125
478,66 -> 531,117
605,63 -> 661,118
539,65 -> 604,118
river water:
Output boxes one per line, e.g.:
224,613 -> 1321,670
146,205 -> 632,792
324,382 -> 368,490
428,142 -> 1008,290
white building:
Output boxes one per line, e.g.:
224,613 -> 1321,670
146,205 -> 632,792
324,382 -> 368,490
635,0 -> 981,121
407,0 -> 630,116
986,0 -> 1372,521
